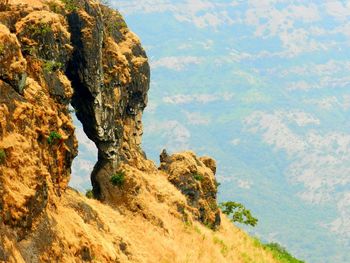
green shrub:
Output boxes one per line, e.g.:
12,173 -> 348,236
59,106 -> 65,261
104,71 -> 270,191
60,0 -> 78,12
46,1 -> 64,13
22,46 -> 36,56
85,189 -> 94,199
220,201 -> 258,227
110,171 -> 125,187
28,23 -> 52,36
114,20 -> 127,30
47,131 -> 62,145
264,242 -> 304,263
43,60 -> 63,73
0,149 -> 6,164
38,23 -> 52,35
193,173 -> 204,181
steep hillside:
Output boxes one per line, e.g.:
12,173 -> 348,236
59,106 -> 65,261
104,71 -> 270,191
0,0 -> 286,262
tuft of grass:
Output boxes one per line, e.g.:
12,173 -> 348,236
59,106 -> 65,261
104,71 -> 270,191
110,171 -> 125,187
22,46 -> 36,56
204,221 -> 214,230
0,149 -> 6,164
114,19 -> 127,30
43,60 -> 63,73
193,225 -> 202,234
85,189 -> 94,199
192,173 -> 204,181
47,131 -> 62,145
0,44 -> 4,55
213,236 -> 229,256
240,252 -> 253,263
264,242 -> 304,263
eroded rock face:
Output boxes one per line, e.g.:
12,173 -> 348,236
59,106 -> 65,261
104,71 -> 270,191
159,151 -> 221,229
65,2 -> 150,200
0,4 -> 77,233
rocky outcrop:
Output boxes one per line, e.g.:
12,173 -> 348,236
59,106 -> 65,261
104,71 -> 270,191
65,0 -> 151,201
0,1 -> 77,234
160,151 -> 221,229
0,0 -> 171,240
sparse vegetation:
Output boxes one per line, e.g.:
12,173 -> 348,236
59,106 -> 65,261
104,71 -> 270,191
114,19 -> 127,30
264,242 -> 304,263
29,23 -> 52,37
43,60 -> 63,73
0,44 -> 4,55
22,45 -> 36,56
214,179 -> 221,188
104,10 -> 127,34
213,236 -> 229,256
60,0 -> 78,12
220,201 -> 258,227
209,200 -> 218,211
110,171 -> 125,187
192,173 -> 204,181
193,225 -> 202,234
47,131 -> 62,145
46,0 -> 64,13
85,189 -> 94,199
0,149 -> 6,164
204,221 -> 214,230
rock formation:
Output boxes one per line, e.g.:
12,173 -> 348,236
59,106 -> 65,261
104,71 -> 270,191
160,151 -> 221,229
0,0 -> 281,262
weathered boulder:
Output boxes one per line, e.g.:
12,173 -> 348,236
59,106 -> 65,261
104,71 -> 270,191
159,151 -> 221,229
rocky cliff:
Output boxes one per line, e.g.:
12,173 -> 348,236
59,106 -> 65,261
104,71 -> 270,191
0,0 -> 281,262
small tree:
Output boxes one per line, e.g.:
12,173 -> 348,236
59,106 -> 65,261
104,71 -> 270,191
220,201 -> 258,227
